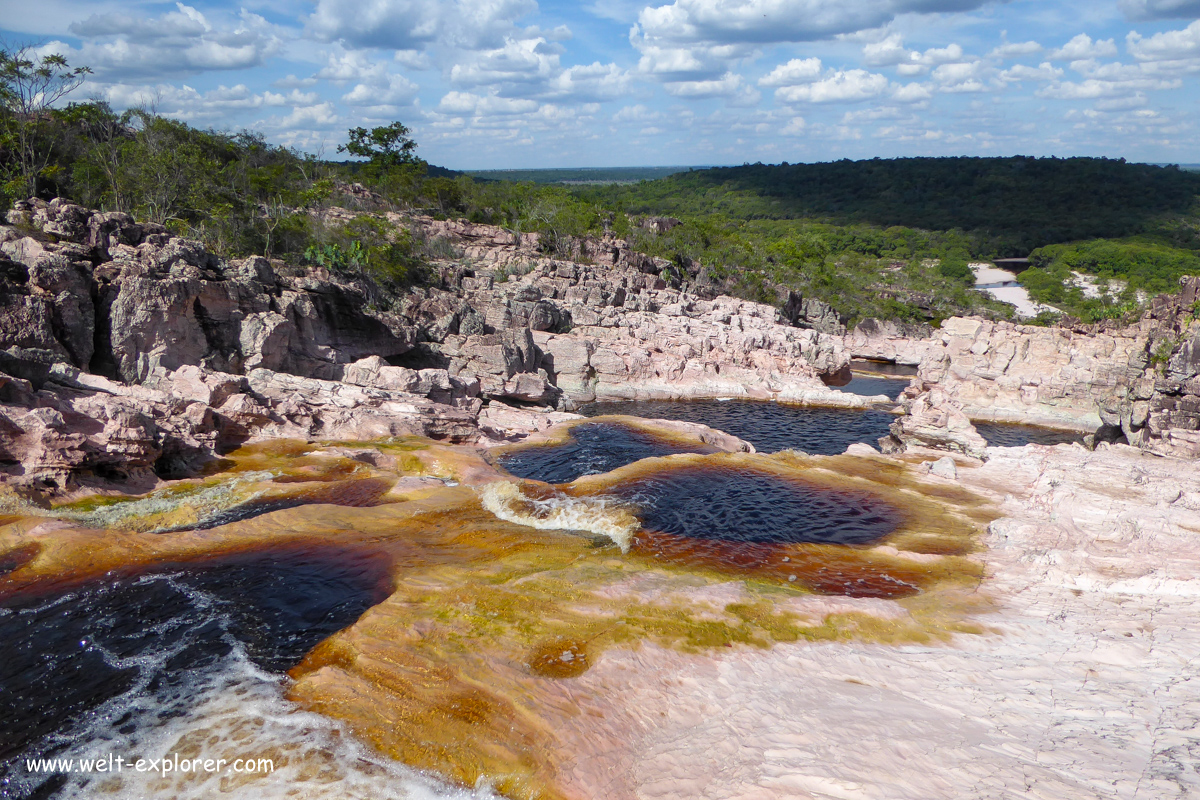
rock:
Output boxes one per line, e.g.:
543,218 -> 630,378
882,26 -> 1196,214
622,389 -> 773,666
638,216 -> 682,234
928,456 -> 958,479
843,318 -> 934,365
881,385 -> 989,459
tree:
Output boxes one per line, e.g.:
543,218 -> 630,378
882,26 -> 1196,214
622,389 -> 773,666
0,46 -> 91,199
337,122 -> 418,169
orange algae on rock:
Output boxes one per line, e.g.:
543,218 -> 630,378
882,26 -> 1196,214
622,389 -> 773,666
0,435 -> 997,800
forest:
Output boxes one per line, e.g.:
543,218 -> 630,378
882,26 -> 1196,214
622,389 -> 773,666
3,48 -> 1198,327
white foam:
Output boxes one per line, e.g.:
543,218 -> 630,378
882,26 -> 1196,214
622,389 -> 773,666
478,482 -> 640,552
55,660 -> 495,800
9,570 -> 492,800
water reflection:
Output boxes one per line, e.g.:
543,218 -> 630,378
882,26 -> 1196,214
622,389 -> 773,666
496,423 -> 713,484
581,400 -> 897,455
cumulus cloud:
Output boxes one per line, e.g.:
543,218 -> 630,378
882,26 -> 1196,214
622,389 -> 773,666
341,74 -> 419,106
633,0 -> 997,48
306,0 -> 538,50
1119,0 -> 1200,20
759,58 -> 823,86
1127,20 -> 1200,61
49,3 -> 281,79
862,34 -> 965,74
931,60 -> 990,92
892,82 -> 933,101
664,71 -> 760,105
774,69 -> 889,103
449,37 -> 562,88
1038,59 -> 1182,98
989,40 -> 1043,58
547,63 -> 631,101
999,62 -> 1063,82
437,91 -> 539,115
92,81 -> 315,121
1048,34 -> 1118,60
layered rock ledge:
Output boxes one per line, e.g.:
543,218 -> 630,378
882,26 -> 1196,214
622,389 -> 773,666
847,278 -> 1200,459
0,198 -> 867,495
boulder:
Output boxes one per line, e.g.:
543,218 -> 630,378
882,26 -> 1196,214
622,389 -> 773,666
880,385 -> 989,460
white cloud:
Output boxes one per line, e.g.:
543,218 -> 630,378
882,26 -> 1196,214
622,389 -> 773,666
437,91 -> 539,115
1048,34 -> 1118,61
449,36 -> 561,88
930,60 -> 991,92
863,34 -> 910,66
892,82 -> 932,102
759,58 -> 823,86
342,74 -> 419,106
664,71 -> 759,104
1038,59 -> 1183,98
548,63 -> 631,101
613,104 -> 660,122
1127,20 -> 1200,62
91,81 -> 316,122
781,116 -> 807,135
276,102 -> 341,130
999,62 -> 1063,82
317,51 -> 389,83
864,35 -> 966,75
634,0 -> 997,48
775,69 -> 889,103
989,40 -> 1043,58
47,4 -> 280,79
307,0 -> 540,50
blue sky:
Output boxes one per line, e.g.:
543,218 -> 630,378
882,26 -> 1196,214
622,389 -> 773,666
4,0 -> 1200,168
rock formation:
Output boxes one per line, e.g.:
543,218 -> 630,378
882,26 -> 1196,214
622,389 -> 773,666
0,198 -> 869,494
878,382 -> 989,460
846,279 -> 1200,459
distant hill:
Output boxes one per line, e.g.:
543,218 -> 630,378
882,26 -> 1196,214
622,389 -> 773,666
582,157 -> 1200,256
465,166 -> 699,185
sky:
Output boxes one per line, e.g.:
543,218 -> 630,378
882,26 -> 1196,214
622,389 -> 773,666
3,0 -> 1200,168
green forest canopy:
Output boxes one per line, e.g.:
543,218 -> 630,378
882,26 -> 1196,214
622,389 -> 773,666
582,157 -> 1200,257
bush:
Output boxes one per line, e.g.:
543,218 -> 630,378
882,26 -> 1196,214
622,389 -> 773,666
937,255 -> 974,285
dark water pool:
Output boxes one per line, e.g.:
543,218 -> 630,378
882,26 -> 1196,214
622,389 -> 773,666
0,549 -> 389,799
581,400 -> 897,455
496,422 -> 712,484
614,465 -> 901,546
849,359 -> 919,378
838,375 -> 908,402
583,400 -> 1085,455
975,423 -> 1084,448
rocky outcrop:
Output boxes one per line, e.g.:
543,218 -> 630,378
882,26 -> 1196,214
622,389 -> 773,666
401,245 -> 860,406
0,360 -> 488,494
0,198 -> 878,494
4,199 -> 417,384
843,317 -> 935,365
842,279 -> 1200,459
909,316 -> 1147,432
3,199 -> 861,417
779,290 -> 849,336
879,383 -> 989,460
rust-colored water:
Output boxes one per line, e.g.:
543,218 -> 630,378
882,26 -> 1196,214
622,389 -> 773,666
0,432 -> 997,800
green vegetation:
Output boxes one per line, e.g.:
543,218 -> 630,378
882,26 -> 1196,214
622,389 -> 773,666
1018,238 -> 1200,322
582,157 -> 1200,256
578,158 -> 1200,324
609,215 -> 1010,324
465,166 -> 696,185
3,47 -> 1197,326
